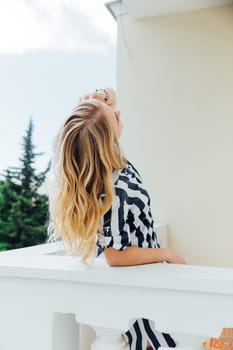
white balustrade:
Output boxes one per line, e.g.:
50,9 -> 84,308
0,225 -> 232,350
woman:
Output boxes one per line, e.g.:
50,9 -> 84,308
49,87 -> 185,349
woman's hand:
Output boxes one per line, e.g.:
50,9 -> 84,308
163,248 -> 186,264
79,88 -> 116,109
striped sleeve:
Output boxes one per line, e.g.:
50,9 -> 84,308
102,187 -> 131,251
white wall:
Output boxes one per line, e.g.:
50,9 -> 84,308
117,5 -> 233,267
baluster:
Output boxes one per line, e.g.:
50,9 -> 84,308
91,326 -> 129,350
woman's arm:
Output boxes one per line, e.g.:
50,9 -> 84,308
104,246 -> 186,267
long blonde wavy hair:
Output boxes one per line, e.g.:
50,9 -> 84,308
49,99 -> 125,262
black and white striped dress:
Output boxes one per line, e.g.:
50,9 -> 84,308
97,161 -> 160,255
97,161 -> 176,350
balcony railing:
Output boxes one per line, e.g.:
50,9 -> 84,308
0,225 -> 232,350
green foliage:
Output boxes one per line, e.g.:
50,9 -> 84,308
0,119 -> 51,251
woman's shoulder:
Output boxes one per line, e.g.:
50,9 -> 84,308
113,160 -> 142,188
126,160 -> 141,177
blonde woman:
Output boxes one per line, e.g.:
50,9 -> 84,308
49,88 -> 186,350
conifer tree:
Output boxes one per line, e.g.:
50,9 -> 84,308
0,119 -> 51,250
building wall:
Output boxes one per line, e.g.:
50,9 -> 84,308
116,5 -> 233,267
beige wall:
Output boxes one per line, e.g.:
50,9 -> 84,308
117,5 -> 233,267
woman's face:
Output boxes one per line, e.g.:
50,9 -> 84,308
102,103 -> 123,139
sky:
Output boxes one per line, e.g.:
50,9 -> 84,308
0,0 -> 117,175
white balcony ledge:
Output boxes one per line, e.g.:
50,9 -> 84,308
0,225 -> 233,350
1,243 -> 233,295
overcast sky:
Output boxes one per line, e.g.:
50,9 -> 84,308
0,0 -> 117,174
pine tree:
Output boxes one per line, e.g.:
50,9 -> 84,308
0,119 -> 51,250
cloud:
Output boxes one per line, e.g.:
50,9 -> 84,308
0,0 -> 116,54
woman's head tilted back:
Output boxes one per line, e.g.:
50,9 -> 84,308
49,99 -> 125,262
